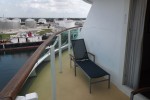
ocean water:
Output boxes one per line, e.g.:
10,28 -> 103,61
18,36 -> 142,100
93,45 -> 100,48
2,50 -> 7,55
0,50 -> 35,91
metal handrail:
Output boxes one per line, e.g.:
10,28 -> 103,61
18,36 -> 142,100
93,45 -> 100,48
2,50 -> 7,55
0,26 -> 82,100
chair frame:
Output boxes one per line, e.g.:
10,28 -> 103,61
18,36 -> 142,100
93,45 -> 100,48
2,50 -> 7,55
130,87 -> 150,100
70,39 -> 110,93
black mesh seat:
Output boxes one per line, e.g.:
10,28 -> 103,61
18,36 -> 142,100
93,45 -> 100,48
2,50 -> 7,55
71,39 -> 110,93
76,60 -> 109,78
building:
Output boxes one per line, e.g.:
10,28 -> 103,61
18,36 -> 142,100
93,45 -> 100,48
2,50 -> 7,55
54,19 -> 76,28
25,19 -> 37,28
10,32 -> 42,43
38,19 -> 47,24
0,18 -> 21,32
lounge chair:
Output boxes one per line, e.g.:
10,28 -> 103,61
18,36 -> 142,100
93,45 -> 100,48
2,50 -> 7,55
70,39 -> 110,93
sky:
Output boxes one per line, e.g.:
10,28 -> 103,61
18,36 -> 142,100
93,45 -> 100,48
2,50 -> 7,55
0,0 -> 91,18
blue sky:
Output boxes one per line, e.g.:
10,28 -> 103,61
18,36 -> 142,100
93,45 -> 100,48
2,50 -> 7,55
0,0 -> 91,18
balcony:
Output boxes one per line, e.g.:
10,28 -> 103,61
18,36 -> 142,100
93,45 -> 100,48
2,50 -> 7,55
20,50 -> 129,100
0,27 -> 129,100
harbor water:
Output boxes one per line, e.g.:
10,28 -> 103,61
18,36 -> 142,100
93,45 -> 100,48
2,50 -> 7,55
0,50 -> 35,91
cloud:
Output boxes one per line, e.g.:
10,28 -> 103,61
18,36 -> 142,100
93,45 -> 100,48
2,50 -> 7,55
0,0 -> 91,18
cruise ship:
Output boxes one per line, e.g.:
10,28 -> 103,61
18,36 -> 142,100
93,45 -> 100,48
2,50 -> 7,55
0,0 -> 150,100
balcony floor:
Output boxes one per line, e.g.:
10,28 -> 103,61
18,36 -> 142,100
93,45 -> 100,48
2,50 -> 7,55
20,50 -> 129,100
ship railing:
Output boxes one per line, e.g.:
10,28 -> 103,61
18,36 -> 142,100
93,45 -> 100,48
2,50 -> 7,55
0,26 -> 82,100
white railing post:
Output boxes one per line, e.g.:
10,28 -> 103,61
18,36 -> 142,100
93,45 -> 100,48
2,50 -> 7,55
77,27 -> 82,39
3,44 -> 5,49
50,45 -> 56,100
58,34 -> 62,73
78,28 -> 80,35
68,30 -> 71,54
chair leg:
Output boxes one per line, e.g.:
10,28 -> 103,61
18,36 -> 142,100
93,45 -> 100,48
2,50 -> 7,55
75,64 -> 76,76
89,79 -> 92,93
70,58 -> 71,68
108,75 -> 110,89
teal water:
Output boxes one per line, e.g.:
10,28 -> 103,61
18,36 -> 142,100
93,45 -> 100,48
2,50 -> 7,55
0,50 -> 35,91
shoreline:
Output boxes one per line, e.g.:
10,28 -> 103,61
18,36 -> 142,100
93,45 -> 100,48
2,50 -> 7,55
0,41 -> 43,52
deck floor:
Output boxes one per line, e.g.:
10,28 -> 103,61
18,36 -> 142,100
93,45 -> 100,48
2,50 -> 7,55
20,50 -> 129,100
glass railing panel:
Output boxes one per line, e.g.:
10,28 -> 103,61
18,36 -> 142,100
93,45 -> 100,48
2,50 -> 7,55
70,28 -> 79,39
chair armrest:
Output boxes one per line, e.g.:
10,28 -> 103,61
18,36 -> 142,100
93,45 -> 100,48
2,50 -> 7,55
87,52 -> 95,62
130,87 -> 150,100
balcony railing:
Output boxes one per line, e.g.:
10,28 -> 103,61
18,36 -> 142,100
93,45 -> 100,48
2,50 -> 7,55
0,26 -> 82,100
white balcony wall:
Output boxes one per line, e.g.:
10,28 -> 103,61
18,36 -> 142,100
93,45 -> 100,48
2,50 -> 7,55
80,0 -> 148,99
80,0 -> 132,97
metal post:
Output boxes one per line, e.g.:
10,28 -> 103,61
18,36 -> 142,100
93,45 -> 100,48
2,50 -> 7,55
58,34 -> 62,73
75,27 -> 81,39
3,44 -> 5,49
68,30 -> 71,54
78,28 -> 81,35
50,46 -> 56,100
89,79 -> 92,93
108,75 -> 110,88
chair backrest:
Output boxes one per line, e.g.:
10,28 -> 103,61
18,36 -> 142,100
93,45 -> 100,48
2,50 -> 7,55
71,39 -> 89,61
